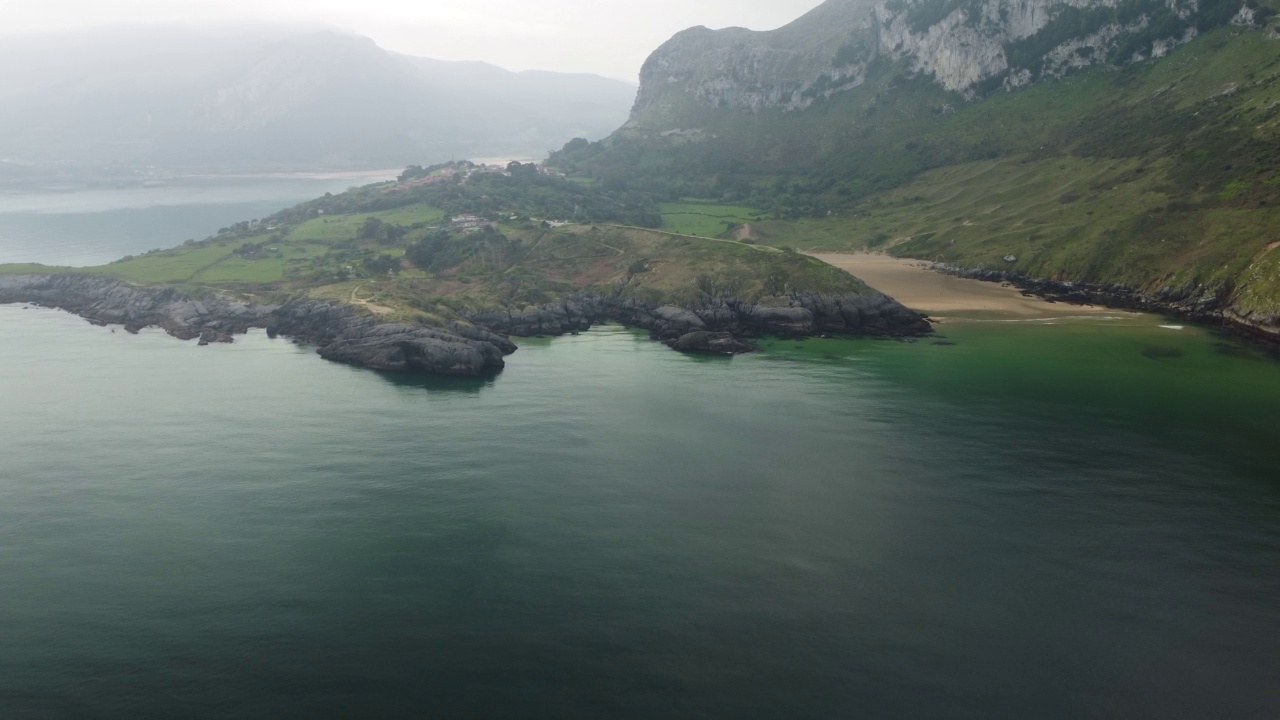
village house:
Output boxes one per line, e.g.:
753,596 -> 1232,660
451,214 -> 492,233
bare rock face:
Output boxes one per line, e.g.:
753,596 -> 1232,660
630,0 -> 1232,124
469,289 -> 931,341
265,302 -> 513,376
0,274 -> 270,340
317,331 -> 506,375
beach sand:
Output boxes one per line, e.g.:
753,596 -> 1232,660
812,253 -> 1131,321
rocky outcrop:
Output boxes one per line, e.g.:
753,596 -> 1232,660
0,274 -> 931,376
469,289 -> 930,342
666,331 -> 757,354
0,274 -> 271,339
315,325 -> 509,375
0,275 -> 512,377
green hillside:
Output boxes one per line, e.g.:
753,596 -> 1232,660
0,168 -> 862,326
552,23 -> 1280,325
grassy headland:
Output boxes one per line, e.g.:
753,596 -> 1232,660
0,163 -> 863,330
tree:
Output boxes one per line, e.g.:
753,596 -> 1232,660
358,217 -> 384,240
398,165 -> 429,183
507,161 -> 539,178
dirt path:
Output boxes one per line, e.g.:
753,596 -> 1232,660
350,283 -> 396,316
810,252 -> 1135,322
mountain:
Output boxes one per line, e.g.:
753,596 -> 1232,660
0,27 -> 637,171
551,0 -> 1280,336
629,0 -> 1267,118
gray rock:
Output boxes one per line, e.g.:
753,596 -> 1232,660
0,273 -> 942,375
319,332 -> 504,375
469,288 -> 931,343
631,0 -> 1206,122
0,275 -> 513,377
667,331 -> 756,354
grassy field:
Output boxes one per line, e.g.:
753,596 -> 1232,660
658,202 -> 764,237
287,206 -> 446,242
0,263 -> 67,275
8,204 -> 450,289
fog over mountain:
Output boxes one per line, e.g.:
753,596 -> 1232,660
0,26 -> 638,173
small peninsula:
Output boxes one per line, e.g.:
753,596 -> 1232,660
0,163 -> 930,376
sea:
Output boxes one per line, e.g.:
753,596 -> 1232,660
1,182 -> 1279,718
0,172 -> 396,267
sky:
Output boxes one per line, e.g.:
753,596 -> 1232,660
0,0 -> 825,80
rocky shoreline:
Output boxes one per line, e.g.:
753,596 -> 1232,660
0,275 -> 516,377
0,274 -> 931,376
938,265 -> 1280,344
469,289 -> 931,347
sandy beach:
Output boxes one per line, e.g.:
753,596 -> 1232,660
812,253 -> 1133,321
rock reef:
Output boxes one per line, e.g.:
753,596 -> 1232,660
0,275 -> 513,377
666,331 -> 758,355
469,290 -> 931,345
0,274 -> 931,375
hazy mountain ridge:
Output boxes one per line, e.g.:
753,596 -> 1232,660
0,27 -> 637,171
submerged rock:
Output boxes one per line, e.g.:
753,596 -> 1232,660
666,331 -> 756,355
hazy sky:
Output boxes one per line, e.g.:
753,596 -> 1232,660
0,0 -> 825,79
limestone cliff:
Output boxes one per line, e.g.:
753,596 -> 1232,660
629,0 -> 1264,124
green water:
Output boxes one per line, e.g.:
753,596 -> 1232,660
763,318 -> 1280,466
1,306 -> 1279,718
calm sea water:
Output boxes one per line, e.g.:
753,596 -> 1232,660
1,305 -> 1278,719
2,188 -> 1280,717
0,173 -> 394,267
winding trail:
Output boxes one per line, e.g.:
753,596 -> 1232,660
349,283 -> 395,316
